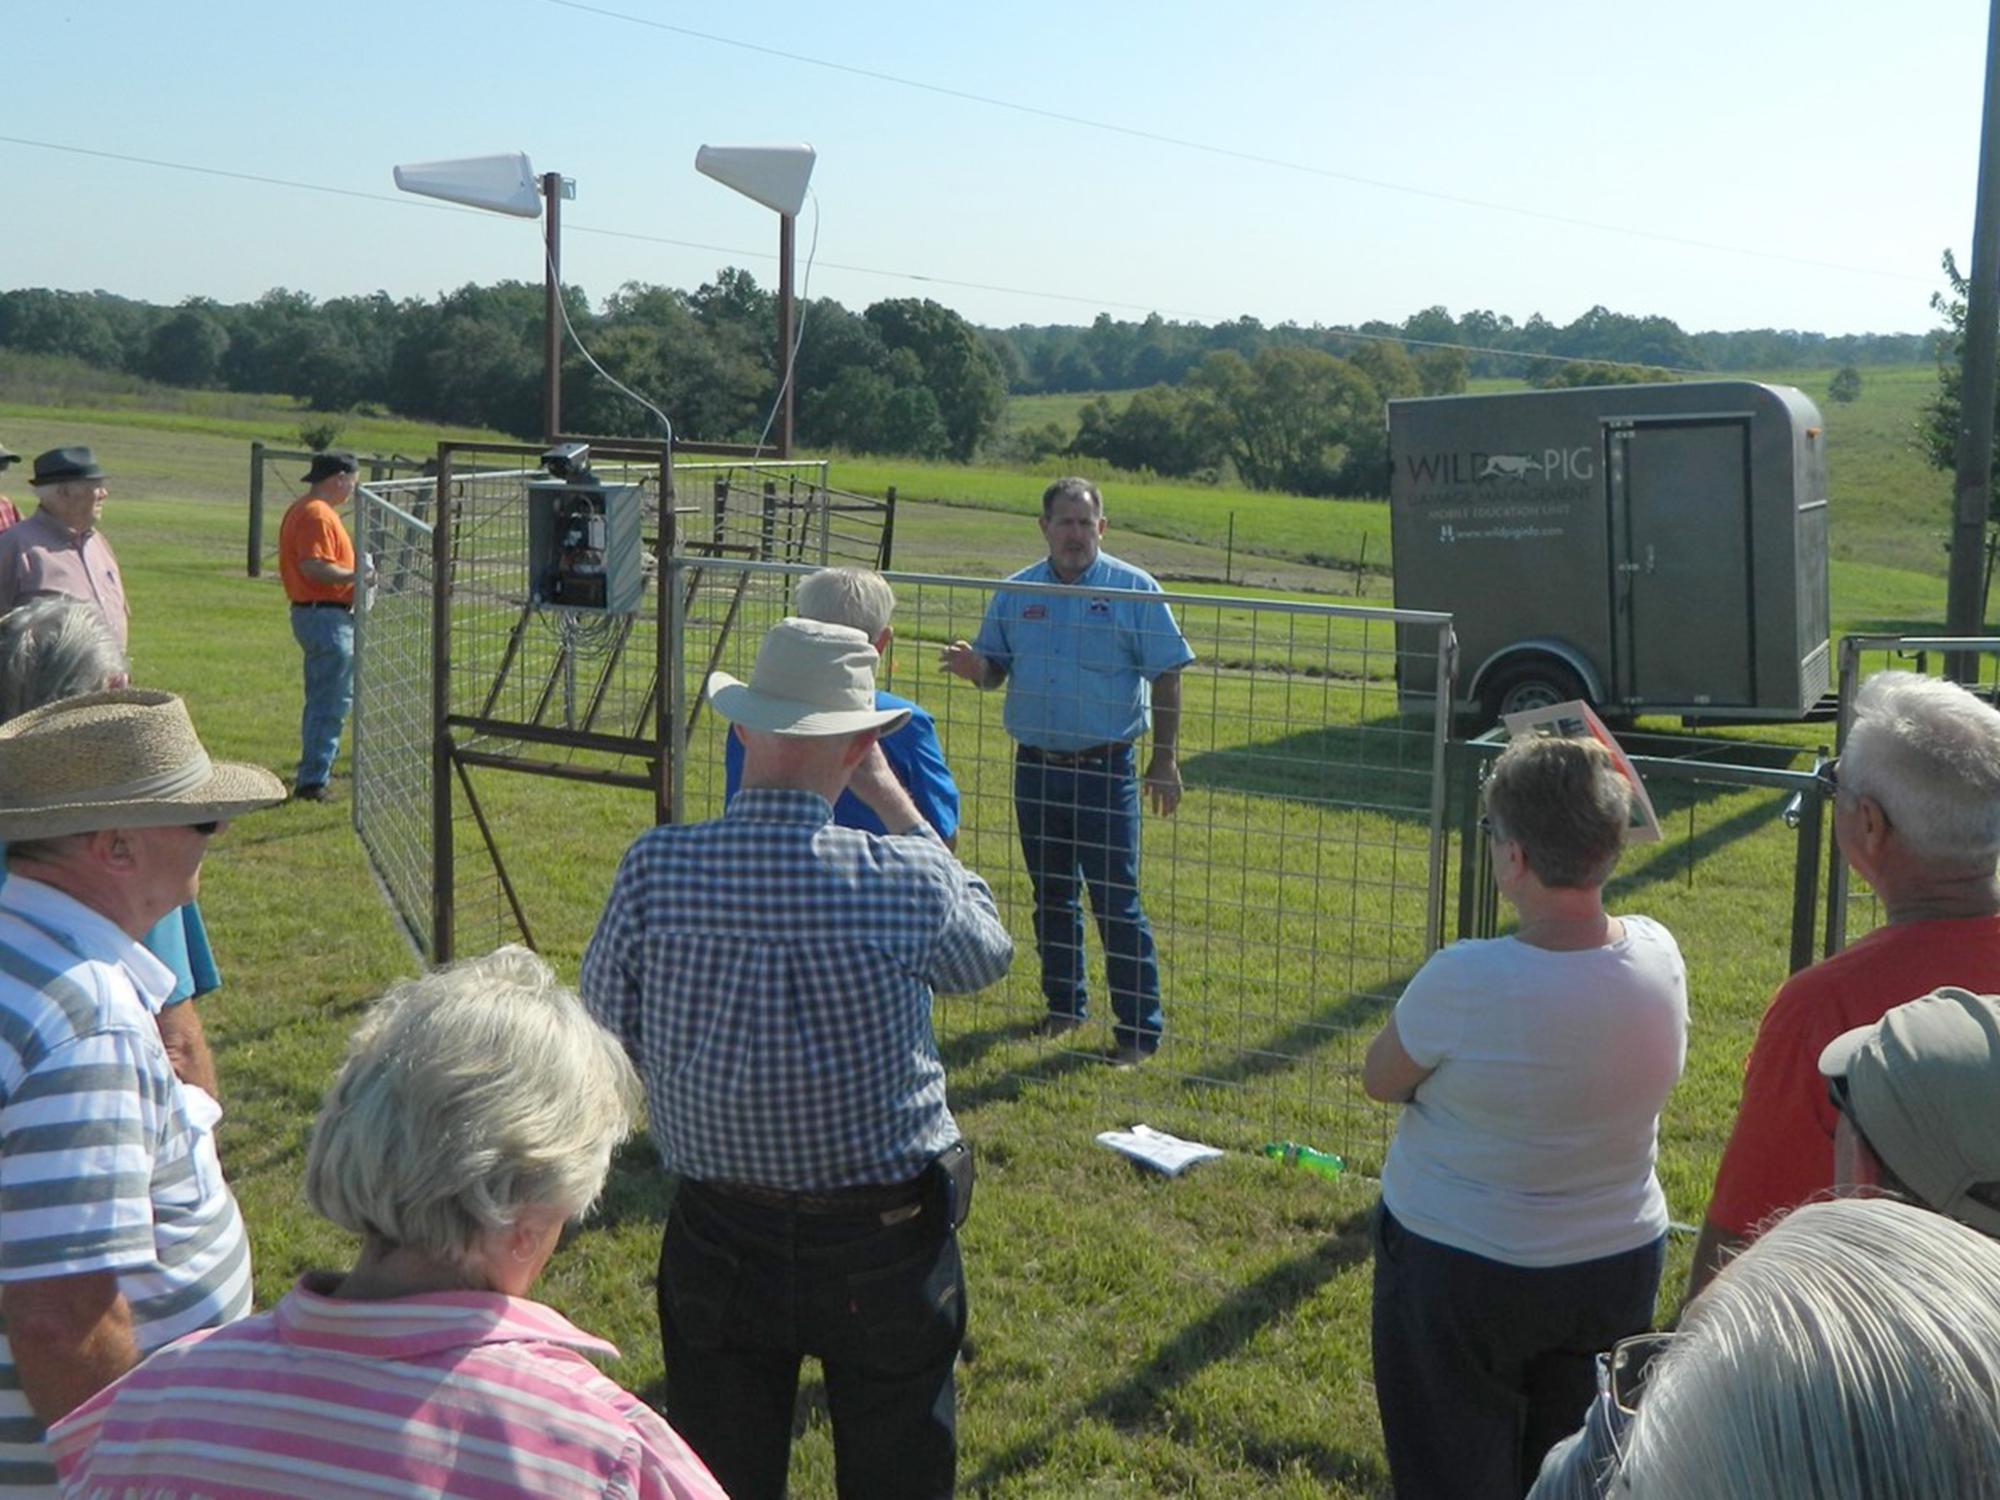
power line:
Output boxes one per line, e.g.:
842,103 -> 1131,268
0,131 -> 1867,378
537,0 -> 1931,287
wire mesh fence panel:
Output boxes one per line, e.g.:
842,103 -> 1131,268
670,557 -> 1452,1172
352,478 -> 436,960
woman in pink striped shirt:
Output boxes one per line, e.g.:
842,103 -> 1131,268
49,946 -> 727,1500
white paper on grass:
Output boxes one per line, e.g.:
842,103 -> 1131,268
1093,1124 -> 1225,1176
1498,699 -> 1663,844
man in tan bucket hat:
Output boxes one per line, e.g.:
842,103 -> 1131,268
0,689 -> 283,1492
582,618 -> 1012,1500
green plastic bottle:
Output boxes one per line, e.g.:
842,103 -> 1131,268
1262,1140 -> 1345,1179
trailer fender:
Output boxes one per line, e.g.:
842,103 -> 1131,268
1469,641 -> 1605,721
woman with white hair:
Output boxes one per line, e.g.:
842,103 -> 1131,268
1609,1198 -> 2000,1498
47,946 -> 728,1500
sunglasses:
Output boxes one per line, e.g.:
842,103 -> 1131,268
189,821 -> 221,836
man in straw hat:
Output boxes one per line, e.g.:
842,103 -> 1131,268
279,449 -> 366,802
0,447 -> 127,650
583,617 -> 1013,1500
0,689 -> 283,1492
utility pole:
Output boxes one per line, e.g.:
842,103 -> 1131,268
1946,0 -> 2000,678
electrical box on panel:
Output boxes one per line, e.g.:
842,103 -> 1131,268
527,477 -> 644,614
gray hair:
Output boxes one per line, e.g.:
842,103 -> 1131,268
1618,1198 -> 2000,1499
0,597 -> 128,723
1041,476 -> 1103,517
1840,671 -> 2000,864
304,945 -> 642,1271
794,567 -> 896,641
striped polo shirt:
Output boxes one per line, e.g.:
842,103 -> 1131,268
0,876 -> 251,1496
49,1278 -> 729,1499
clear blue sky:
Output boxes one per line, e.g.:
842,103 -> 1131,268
5,0 -> 1987,338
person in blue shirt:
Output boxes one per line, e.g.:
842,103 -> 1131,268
725,567 -> 959,846
941,477 -> 1194,1065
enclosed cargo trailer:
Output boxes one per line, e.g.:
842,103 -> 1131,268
1389,381 -> 1830,724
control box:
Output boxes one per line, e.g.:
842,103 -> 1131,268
527,478 -> 644,615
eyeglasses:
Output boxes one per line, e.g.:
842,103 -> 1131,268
1606,1331 -> 1676,1415
1813,757 -> 1839,798
1478,814 -> 1511,844
188,821 -> 221,836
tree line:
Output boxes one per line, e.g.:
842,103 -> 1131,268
0,278 -> 1943,498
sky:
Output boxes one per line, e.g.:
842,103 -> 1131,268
4,0 -> 1990,339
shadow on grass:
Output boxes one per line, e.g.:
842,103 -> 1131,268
588,1134 -> 680,1233
1182,722 -> 1434,820
965,1205 -> 1385,1495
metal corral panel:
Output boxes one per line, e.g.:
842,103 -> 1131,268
1389,381 -> 1829,723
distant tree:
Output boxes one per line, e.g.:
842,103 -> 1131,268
142,304 -> 230,387
864,298 -> 1006,460
1346,340 -> 1422,401
1068,385 -> 1219,477
1827,365 -> 1863,403
1525,359 -> 1676,390
1415,347 -> 1469,396
1186,347 -> 1383,496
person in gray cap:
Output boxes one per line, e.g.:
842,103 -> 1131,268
582,617 -> 1012,1500
278,450 -> 364,801
0,688 -> 284,1493
0,442 -> 21,532
1819,985 -> 2000,1233
0,447 -> 127,649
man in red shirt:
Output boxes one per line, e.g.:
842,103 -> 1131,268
1685,669 -> 2000,1302
278,452 -> 362,802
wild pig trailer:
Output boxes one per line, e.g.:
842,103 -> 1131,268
1389,381 -> 1830,727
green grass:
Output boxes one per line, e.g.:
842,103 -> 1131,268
0,363 -> 1970,1498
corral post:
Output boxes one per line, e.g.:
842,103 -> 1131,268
247,441 -> 265,577
430,448 -> 456,963
658,449 -> 679,826
880,486 -> 897,570
1226,512 -> 1235,584
1790,773 -> 1827,974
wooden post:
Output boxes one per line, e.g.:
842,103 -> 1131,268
1948,0 -> 2000,677
247,441 -> 266,577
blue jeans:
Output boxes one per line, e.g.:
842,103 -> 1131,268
657,1178 -> 965,1500
1371,1204 -> 1665,1500
290,605 -> 353,789
1013,745 -> 1165,1049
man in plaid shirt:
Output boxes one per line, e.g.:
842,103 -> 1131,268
582,617 -> 1012,1500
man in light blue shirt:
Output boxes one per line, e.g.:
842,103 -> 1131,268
941,477 -> 1194,1064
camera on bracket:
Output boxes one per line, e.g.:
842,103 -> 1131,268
541,442 -> 592,481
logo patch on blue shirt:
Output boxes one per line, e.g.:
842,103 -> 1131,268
1087,597 -> 1111,615
1023,604 -> 1048,621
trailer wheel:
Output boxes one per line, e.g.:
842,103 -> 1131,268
1480,656 -> 1589,725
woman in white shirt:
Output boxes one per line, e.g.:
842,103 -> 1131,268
1363,735 -> 1688,1500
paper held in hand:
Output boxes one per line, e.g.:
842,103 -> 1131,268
1498,699 -> 1663,844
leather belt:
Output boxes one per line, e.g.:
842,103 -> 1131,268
1019,741 -> 1130,767
290,600 -> 351,611
690,1173 -> 928,1218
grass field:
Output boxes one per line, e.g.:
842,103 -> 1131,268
0,360 -> 1967,1498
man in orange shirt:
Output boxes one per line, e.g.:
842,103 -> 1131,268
278,452 -> 363,802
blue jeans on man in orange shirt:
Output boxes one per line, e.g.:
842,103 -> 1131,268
291,604 -> 353,791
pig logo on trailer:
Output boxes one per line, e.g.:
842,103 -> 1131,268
1477,453 -> 1543,482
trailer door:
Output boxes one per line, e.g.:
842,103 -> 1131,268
1609,419 -> 1754,708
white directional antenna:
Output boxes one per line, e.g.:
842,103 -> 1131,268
694,144 -> 816,217
391,151 -> 543,218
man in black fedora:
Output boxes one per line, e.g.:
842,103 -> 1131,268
278,451 -> 366,802
0,447 -> 127,650
0,442 -> 21,533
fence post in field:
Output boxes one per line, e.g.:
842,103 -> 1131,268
1226,512 -> 1234,584
247,441 -> 265,577
1356,533 -> 1369,597
881,487 -> 897,570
